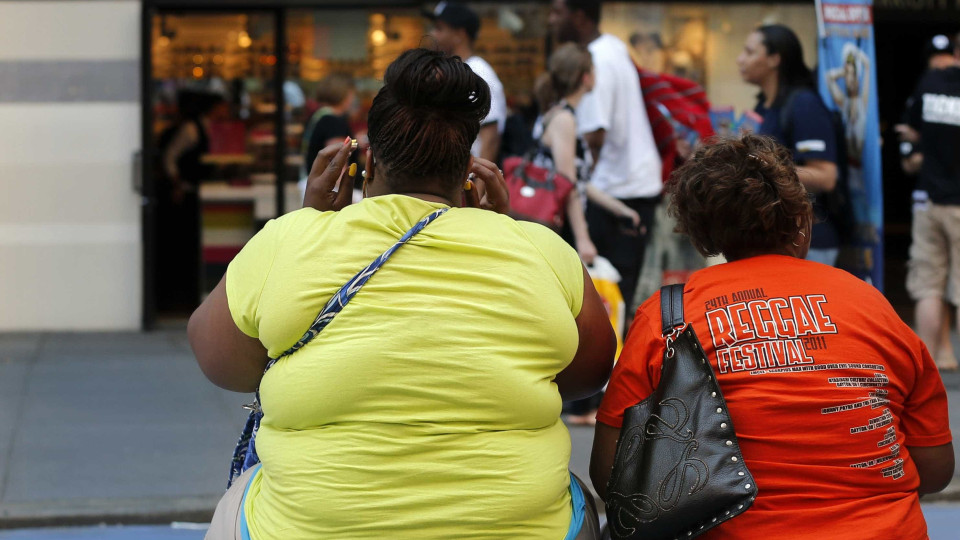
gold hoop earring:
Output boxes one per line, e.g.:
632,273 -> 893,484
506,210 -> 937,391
792,229 -> 807,248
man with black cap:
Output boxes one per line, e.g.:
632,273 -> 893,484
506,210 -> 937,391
895,33 -> 960,370
427,1 -> 507,162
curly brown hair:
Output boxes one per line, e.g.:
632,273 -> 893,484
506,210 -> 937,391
668,133 -> 813,261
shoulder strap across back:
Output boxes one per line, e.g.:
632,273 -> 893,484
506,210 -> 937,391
660,284 -> 685,335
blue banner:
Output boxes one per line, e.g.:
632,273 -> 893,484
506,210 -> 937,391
816,0 -> 884,289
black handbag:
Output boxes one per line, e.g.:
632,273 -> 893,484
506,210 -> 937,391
604,284 -> 758,540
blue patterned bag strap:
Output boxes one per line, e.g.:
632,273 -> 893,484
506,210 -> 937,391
228,207 -> 448,487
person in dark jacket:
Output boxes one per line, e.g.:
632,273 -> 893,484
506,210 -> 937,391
737,24 -> 841,267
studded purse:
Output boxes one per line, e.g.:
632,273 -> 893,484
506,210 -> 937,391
604,284 -> 758,540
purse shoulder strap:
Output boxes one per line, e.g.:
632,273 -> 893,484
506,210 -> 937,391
269,207 -> 448,364
660,283 -> 686,335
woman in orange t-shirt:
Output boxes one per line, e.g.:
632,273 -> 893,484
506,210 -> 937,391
590,134 -> 954,539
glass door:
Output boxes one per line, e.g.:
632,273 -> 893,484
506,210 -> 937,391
147,10 -> 279,318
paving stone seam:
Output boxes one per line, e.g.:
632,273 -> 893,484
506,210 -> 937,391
0,335 -> 44,503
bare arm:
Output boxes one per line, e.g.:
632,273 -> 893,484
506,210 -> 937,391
590,421 -> 621,499
477,123 -> 501,163
902,153 -> 924,175
858,51 -> 871,110
545,111 -> 579,181
163,123 -> 200,182
797,159 -> 838,193
826,67 -> 846,108
555,265 -> 617,401
910,443 -> 955,495
566,195 -> 596,264
545,111 -> 596,263
896,124 -> 921,144
188,275 -> 269,393
584,183 -> 641,227
896,125 -> 923,175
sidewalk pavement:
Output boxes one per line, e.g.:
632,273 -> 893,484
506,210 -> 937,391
1,330 -> 959,528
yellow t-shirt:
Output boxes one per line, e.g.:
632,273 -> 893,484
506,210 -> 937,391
226,195 -> 584,540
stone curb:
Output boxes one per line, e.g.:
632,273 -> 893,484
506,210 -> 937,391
0,496 -> 218,530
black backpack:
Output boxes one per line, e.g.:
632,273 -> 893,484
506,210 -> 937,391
779,88 -> 854,244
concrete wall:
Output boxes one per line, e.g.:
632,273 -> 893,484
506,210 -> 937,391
0,1 -> 142,330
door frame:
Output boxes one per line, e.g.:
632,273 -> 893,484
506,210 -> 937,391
141,4 -> 283,328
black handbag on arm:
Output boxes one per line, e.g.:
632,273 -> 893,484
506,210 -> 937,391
604,284 -> 758,540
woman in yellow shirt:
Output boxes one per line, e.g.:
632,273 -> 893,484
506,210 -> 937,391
189,48 -> 616,539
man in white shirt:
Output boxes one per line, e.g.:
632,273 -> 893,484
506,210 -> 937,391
549,0 -> 662,309
427,1 -> 508,162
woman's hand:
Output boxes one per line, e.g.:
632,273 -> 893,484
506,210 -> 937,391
303,136 -> 357,212
463,157 -> 510,214
616,204 -> 642,228
577,238 -> 598,266
895,124 -> 920,144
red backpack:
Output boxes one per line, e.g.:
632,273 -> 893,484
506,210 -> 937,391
637,67 -> 715,182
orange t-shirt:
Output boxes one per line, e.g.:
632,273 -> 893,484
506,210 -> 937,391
598,255 -> 952,540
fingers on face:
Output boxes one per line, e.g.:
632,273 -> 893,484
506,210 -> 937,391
311,141 -> 344,176
326,139 -> 353,176
335,162 -> 356,209
463,174 -> 481,208
470,159 -> 509,212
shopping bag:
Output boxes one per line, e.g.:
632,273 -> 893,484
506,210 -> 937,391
588,256 -> 625,358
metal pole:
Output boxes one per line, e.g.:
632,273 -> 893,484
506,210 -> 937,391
274,8 -> 288,216
141,2 -> 157,330
815,0 -> 826,40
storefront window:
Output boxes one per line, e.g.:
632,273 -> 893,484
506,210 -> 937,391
149,11 -> 279,313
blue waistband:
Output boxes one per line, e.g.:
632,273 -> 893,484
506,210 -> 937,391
565,471 -> 587,540
237,466 -> 586,540
238,464 -> 261,540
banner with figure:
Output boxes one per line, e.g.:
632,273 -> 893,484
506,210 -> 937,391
816,0 -> 884,289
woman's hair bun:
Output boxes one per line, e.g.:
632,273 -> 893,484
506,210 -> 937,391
366,48 -> 492,194
382,48 -> 490,125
